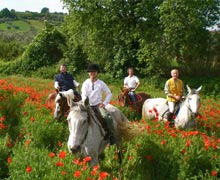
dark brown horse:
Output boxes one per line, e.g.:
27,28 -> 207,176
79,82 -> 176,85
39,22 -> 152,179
45,90 -> 81,120
118,87 -> 151,115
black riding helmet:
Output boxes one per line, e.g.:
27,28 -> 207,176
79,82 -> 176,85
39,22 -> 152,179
87,63 -> 100,73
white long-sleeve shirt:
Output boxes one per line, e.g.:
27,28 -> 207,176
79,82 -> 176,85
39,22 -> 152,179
81,79 -> 112,106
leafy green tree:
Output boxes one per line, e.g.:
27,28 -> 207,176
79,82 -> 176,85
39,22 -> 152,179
62,0 -> 220,78
21,21 -> 66,74
41,7 -> 50,14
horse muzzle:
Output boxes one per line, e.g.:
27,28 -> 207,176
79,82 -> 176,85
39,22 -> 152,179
192,112 -> 199,118
71,145 -> 81,153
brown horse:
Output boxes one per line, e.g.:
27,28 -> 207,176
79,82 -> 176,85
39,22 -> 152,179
45,90 -> 81,120
118,87 -> 151,115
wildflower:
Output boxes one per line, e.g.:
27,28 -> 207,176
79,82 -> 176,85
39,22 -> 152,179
0,123 -> 7,129
59,151 -> 66,159
74,170 -> 82,178
57,141 -> 62,147
99,171 -> 108,179
56,161 -> 64,167
161,140 -> 166,145
83,156 -> 92,163
73,158 -> 81,165
211,170 -> 218,177
146,155 -> 153,162
185,139 -> 192,147
23,111 -> 28,115
25,140 -> 31,147
93,165 -> 100,171
181,149 -> 186,155
30,117 -> 35,122
48,152 -> 56,158
0,116 -> 5,122
7,157 -> 12,164
91,170 -> 97,176
128,156 -> 133,161
26,166 -> 32,173
61,171 -> 66,175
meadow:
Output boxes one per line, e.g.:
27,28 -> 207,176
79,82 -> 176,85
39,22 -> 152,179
0,75 -> 220,180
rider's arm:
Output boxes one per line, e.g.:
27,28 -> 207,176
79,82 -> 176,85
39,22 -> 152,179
54,81 -> 60,90
73,80 -> 80,87
101,82 -> 112,106
164,81 -> 172,97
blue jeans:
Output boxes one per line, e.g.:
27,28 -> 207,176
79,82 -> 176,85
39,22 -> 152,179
128,91 -> 136,106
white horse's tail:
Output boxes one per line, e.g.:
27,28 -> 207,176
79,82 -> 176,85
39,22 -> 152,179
116,121 -> 143,141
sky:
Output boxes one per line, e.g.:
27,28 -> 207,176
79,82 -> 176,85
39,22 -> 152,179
0,0 -> 67,13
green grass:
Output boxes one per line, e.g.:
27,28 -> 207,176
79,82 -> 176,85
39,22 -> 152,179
0,20 -> 45,32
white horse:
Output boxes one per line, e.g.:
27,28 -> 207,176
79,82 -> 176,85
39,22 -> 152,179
66,97 -> 139,166
142,85 -> 202,129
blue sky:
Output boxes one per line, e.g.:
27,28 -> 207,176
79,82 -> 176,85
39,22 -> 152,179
0,0 -> 67,13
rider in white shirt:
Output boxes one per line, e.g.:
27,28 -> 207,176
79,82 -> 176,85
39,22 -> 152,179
81,63 -> 115,145
124,67 -> 141,106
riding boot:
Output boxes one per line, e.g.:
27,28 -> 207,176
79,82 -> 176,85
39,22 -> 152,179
105,116 -> 116,145
167,112 -> 174,127
99,107 -> 116,145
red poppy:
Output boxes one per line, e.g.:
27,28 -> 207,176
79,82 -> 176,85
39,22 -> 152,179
56,161 -> 64,167
7,157 -> 12,164
61,171 -> 66,175
146,155 -> 153,162
99,171 -> 108,179
73,158 -> 81,165
83,156 -> 92,163
0,116 -> 5,122
211,170 -> 218,177
185,140 -> 192,147
93,165 -> 100,171
74,170 -> 82,178
30,117 -> 35,122
91,170 -> 97,176
59,151 -> 66,159
161,140 -> 166,145
26,166 -> 32,173
48,152 -> 55,158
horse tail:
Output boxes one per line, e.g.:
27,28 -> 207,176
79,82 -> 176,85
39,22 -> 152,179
116,121 -> 142,141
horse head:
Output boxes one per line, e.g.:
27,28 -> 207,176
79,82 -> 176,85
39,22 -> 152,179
54,89 -> 75,119
67,97 -> 91,153
118,87 -> 130,107
186,85 -> 202,117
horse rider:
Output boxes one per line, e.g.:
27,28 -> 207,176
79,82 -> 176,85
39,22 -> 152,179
164,69 -> 184,126
124,67 -> 141,106
54,64 -> 81,98
81,63 -> 116,145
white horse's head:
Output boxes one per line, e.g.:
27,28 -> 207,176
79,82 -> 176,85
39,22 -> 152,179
67,97 -> 91,153
54,89 -> 75,119
186,85 -> 202,117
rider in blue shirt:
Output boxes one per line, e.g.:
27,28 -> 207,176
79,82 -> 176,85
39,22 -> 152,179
54,64 -> 80,97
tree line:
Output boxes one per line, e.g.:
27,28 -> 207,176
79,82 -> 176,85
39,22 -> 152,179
61,0 -> 220,78
0,1 -> 220,80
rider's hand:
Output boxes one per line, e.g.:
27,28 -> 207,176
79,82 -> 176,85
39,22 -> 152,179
174,95 -> 181,100
99,103 -> 105,108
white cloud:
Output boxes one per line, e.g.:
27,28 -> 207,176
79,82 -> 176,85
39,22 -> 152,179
0,0 -> 67,13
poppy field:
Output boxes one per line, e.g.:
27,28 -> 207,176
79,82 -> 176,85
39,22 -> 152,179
0,76 -> 220,180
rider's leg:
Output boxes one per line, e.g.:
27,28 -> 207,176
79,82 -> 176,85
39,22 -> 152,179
129,91 -> 137,106
99,107 -> 116,145
167,101 -> 175,126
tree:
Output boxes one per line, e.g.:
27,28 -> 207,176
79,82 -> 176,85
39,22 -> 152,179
41,7 -> 50,14
61,0 -> 220,78
21,22 -> 66,74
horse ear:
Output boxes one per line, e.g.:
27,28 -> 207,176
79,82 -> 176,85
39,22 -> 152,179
59,92 -> 63,98
83,96 -> 90,107
186,85 -> 191,93
196,86 -> 202,93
